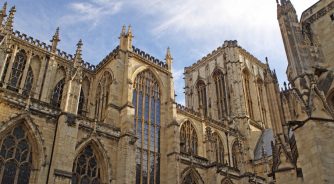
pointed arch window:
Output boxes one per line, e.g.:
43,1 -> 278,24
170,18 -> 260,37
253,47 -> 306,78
8,51 -> 27,91
133,70 -> 161,184
0,125 -> 32,184
51,79 -> 65,108
213,70 -> 228,119
213,133 -> 224,164
72,145 -> 101,184
95,72 -> 112,121
196,80 -> 207,117
22,66 -> 34,96
180,121 -> 198,155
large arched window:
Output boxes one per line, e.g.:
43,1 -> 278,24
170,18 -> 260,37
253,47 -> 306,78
213,133 -> 224,164
72,145 -> 100,184
8,50 -> 27,91
95,72 -> 112,121
180,121 -> 198,155
133,70 -> 161,184
243,72 -> 253,119
0,125 -> 32,183
232,141 -> 241,169
213,70 -> 228,119
51,79 -> 65,108
22,66 -> 34,96
196,80 -> 207,117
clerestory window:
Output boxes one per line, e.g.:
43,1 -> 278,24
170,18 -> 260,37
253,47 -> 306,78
180,121 -> 198,155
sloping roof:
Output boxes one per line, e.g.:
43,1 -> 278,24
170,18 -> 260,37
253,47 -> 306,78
254,129 -> 274,160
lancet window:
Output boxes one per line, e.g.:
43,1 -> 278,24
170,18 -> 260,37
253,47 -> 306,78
133,70 -> 161,184
8,51 -> 26,91
213,70 -> 228,119
0,125 -> 32,184
95,72 -> 112,121
196,80 -> 207,117
51,79 -> 65,108
243,73 -> 253,119
180,121 -> 198,155
213,133 -> 224,164
22,66 -> 34,96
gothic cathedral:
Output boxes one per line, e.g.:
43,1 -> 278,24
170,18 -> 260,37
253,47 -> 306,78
0,0 -> 332,184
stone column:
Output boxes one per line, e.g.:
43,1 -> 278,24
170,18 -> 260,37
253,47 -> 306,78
3,44 -> 17,87
48,114 -> 80,184
40,55 -> 57,103
18,50 -> 32,93
0,49 -> 9,82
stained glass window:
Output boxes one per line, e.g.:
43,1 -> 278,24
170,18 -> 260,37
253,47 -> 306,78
51,79 -> 65,108
180,121 -> 198,155
0,125 -> 32,184
95,72 -> 111,121
22,66 -> 34,96
213,70 -> 228,119
8,51 -> 26,91
133,70 -> 160,184
196,80 -> 207,117
213,133 -> 224,164
72,145 -> 100,184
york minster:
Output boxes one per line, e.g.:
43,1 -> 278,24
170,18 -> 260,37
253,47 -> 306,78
0,0 -> 333,183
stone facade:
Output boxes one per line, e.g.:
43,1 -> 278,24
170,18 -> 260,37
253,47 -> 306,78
0,0 -> 332,184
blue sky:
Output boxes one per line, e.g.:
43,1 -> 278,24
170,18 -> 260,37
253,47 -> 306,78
7,0 -> 318,104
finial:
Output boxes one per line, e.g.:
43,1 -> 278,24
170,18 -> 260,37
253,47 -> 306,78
127,25 -> 132,37
166,47 -> 173,71
265,57 -> 269,65
74,39 -> 83,63
50,27 -> 60,53
166,47 -> 172,59
121,25 -> 126,36
5,6 -> 15,32
0,2 -> 7,25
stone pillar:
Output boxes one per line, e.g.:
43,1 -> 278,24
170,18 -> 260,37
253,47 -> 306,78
40,55 -> 57,102
293,120 -> 334,183
0,51 -> 9,82
3,44 -> 17,87
48,114 -> 80,184
18,50 -> 32,93
116,106 -> 137,184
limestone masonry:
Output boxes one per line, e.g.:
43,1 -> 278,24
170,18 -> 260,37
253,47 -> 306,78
0,0 -> 332,183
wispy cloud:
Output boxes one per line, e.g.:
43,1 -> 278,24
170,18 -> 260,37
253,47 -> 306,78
59,0 -> 123,26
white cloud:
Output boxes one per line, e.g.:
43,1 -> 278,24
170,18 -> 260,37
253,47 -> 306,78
59,0 -> 123,26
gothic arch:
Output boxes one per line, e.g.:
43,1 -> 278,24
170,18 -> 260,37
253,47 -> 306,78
180,167 -> 204,184
74,136 -> 112,184
0,113 -> 47,183
180,120 -> 199,155
221,178 -> 234,184
131,66 -> 165,94
212,132 -> 225,164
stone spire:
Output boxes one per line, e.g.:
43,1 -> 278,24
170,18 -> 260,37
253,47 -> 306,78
0,2 -> 7,27
74,39 -> 83,65
121,25 -> 126,36
165,47 -> 173,71
50,27 -> 60,53
127,25 -> 133,37
4,6 -> 15,32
